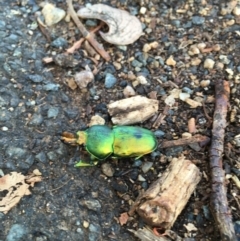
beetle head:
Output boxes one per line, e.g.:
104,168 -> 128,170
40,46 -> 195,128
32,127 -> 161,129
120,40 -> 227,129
61,132 -> 78,146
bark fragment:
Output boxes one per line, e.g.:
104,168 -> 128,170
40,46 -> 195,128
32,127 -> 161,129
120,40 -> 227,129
209,80 -> 237,240
129,156 -> 201,229
107,96 -> 159,125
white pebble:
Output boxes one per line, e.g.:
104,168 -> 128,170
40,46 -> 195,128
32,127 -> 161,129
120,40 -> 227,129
204,58 -> 215,69
137,75 -> 148,85
140,7 -> 147,14
2,126 -> 8,131
138,174 -> 146,182
123,85 -> 136,97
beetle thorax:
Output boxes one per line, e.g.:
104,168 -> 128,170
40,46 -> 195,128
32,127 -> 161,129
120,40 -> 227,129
76,131 -> 87,145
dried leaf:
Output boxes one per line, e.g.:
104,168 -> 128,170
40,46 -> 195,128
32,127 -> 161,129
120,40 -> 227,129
119,212 -> 129,225
77,4 -> 143,45
0,171 -> 42,214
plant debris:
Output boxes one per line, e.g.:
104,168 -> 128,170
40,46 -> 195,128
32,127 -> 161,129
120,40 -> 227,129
209,80 -> 237,240
0,170 -> 42,214
77,4 -> 143,45
107,96 -> 159,125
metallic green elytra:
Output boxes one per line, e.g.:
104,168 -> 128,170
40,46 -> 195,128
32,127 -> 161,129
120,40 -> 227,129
61,125 -> 157,167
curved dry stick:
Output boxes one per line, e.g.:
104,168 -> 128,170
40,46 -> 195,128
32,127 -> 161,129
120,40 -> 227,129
66,0 -> 110,61
209,80 -> 237,240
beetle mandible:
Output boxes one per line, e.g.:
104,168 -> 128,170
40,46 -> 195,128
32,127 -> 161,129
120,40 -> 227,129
61,125 -> 157,167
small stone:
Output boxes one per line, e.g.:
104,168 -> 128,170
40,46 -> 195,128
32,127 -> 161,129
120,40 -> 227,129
42,3 -> 66,26
28,74 -> 43,83
83,221 -> 89,228
47,107 -> 59,118
179,92 -> 190,101
6,147 -> 26,159
2,126 -> 8,131
43,83 -> 59,91
192,16 -> 205,25
137,75 -> 148,85
139,7 -> 147,14
82,199 -> 101,211
143,43 -> 151,53
188,45 -> 200,55
89,115 -> 105,126
182,132 -> 192,138
51,37 -> 68,48
47,151 -> 58,161
219,55 -> 230,64
203,58 -> 215,69
166,55 -> 176,66
149,41 -> 159,49
212,44 -> 221,52
154,130 -> 165,138
200,80 -> 210,88
142,162 -> 153,173
75,70 -> 94,88
113,62 -> 122,70
123,85 -> 136,97
35,151 -> 47,163
226,68 -> 234,76
6,224 -> 27,241
233,6 -> 240,16
197,43 -> 207,52
101,163 -> 114,177
66,78 -> 77,90
191,58 -> 201,66
138,174 -> 146,182
226,19 -> 235,26
104,73 -> 117,89
29,114 -> 43,125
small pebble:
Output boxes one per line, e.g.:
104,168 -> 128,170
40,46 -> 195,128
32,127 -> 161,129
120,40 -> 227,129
200,80 -> 210,88
47,107 -> 59,118
75,70 -> 94,88
142,161 -> 153,173
104,73 -> 117,89
123,85 -> 136,97
43,83 -> 59,91
101,163 -> 114,177
2,126 -> 8,131
83,221 -> 89,228
137,75 -> 148,85
182,132 -> 192,138
143,43 -> 151,53
89,115 -> 105,126
192,16 -> 205,25
203,58 -> 215,69
42,3 -> 66,26
149,41 -> 159,49
188,45 -> 200,55
166,55 -> 176,66
138,174 -> 146,182
139,7 -> 147,14
233,6 -> 240,16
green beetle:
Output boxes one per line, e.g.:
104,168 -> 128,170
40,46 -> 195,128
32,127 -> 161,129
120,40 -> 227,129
61,125 -> 157,167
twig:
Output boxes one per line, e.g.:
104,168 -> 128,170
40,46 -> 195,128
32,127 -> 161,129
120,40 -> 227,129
66,0 -> 110,61
209,80 -> 237,240
161,134 -> 210,149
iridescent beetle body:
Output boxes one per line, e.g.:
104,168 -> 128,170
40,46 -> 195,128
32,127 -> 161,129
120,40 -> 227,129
62,125 -> 157,167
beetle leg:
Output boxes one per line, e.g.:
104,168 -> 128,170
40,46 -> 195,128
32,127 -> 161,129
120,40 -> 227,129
134,155 -> 143,160
75,160 -> 98,167
75,155 -> 99,167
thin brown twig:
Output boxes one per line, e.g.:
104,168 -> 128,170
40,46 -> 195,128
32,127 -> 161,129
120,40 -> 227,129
66,0 -> 110,61
209,79 -> 237,240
